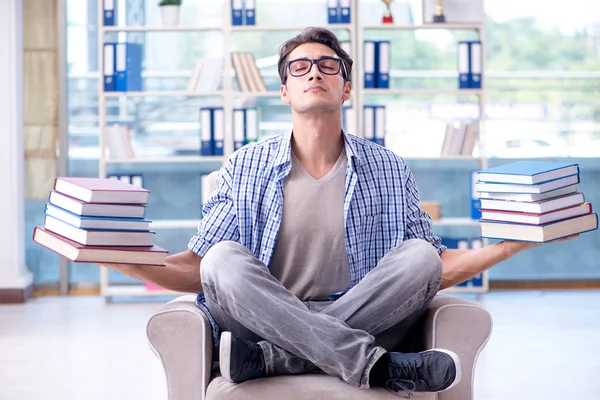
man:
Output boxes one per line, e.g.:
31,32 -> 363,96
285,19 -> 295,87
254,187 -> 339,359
102,27 -> 572,396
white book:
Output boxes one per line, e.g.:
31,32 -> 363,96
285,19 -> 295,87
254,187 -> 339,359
49,191 -> 146,218
478,184 -> 579,202
187,60 -> 204,92
196,57 -> 223,92
479,192 -> 585,214
245,53 -> 267,92
476,174 -> 580,194
45,204 -> 150,231
44,215 -> 154,246
480,213 -> 598,243
232,53 -> 250,92
481,203 -> 592,226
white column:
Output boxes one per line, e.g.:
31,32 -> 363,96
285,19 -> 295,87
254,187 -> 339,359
0,0 -> 34,301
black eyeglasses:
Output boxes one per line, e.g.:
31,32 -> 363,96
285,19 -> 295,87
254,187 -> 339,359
285,56 -> 347,82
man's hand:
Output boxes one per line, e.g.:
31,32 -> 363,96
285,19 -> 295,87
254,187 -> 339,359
439,234 -> 580,290
96,250 -> 203,293
498,234 -> 580,258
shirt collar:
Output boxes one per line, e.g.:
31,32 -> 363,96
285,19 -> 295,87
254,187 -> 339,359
273,129 -> 362,171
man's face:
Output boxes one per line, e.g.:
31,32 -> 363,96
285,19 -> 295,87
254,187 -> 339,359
280,42 -> 352,114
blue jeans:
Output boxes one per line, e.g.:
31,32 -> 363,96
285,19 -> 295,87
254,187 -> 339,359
201,238 -> 443,388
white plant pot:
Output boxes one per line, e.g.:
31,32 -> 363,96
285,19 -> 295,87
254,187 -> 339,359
160,5 -> 180,27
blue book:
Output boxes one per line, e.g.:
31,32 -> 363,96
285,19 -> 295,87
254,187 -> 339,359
45,203 -> 151,231
232,0 -> 243,25
103,43 -> 116,92
103,0 -> 117,26
115,43 -> 143,92
244,0 -> 255,25
477,161 -> 580,185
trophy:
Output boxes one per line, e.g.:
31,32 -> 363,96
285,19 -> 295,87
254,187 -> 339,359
432,0 -> 446,23
381,0 -> 394,24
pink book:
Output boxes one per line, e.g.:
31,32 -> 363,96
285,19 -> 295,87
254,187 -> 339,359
33,226 -> 167,266
53,177 -> 149,204
144,282 -> 165,291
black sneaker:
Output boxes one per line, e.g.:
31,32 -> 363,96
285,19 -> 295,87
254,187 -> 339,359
386,349 -> 462,397
219,331 -> 267,383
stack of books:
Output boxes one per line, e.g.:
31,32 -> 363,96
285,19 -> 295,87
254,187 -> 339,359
475,161 -> 598,242
32,177 -> 167,265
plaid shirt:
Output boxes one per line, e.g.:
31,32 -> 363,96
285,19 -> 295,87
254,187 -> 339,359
188,130 -> 446,343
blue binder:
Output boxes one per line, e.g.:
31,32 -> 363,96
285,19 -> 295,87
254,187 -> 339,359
327,0 -> 340,24
103,0 -> 117,26
200,108 -> 213,156
469,41 -> 482,89
457,41 -> 470,89
115,43 -> 143,92
244,0 -> 255,25
456,239 -> 484,288
233,108 -> 246,151
212,108 -> 225,156
363,105 -> 375,143
376,40 -> 390,89
232,0 -> 244,25
470,170 -> 482,220
103,43 -> 116,92
373,105 -> 386,147
363,41 -> 376,89
339,0 -> 351,23
456,273 -> 483,288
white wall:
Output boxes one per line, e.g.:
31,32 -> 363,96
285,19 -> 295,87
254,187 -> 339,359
0,0 -> 34,296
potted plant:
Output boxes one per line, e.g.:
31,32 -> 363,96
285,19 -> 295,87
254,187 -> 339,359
159,0 -> 182,27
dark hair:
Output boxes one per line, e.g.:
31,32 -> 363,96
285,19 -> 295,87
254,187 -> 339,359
277,27 -> 353,84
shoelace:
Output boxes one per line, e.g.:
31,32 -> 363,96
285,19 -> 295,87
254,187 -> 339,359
385,360 -> 419,399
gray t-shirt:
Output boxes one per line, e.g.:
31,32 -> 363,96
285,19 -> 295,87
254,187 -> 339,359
269,148 -> 351,301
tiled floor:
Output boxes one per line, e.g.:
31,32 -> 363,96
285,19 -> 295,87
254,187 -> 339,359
1,290 -> 599,400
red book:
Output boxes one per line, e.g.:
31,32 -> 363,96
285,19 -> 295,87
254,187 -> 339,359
53,177 -> 149,204
33,226 -> 167,266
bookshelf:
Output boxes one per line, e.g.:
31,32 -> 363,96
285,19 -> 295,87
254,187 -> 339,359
96,0 -> 488,299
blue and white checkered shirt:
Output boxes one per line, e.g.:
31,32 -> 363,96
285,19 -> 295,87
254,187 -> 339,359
188,130 -> 446,343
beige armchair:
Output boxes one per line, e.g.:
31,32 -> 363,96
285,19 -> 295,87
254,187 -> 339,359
145,171 -> 493,399
147,294 -> 492,400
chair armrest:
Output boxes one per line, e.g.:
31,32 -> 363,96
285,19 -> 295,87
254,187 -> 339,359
423,294 -> 493,400
147,294 -> 213,400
